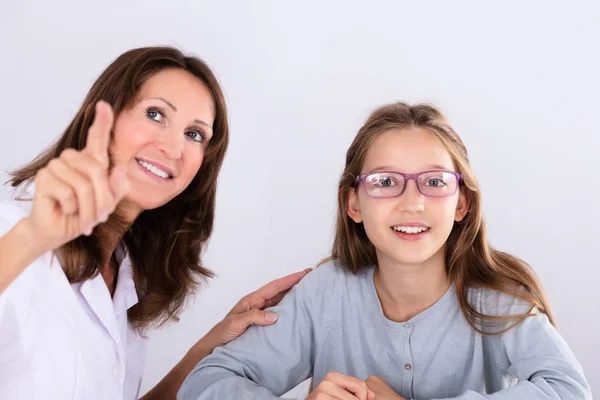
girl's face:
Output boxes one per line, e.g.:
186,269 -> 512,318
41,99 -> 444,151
110,68 -> 215,216
347,127 -> 469,268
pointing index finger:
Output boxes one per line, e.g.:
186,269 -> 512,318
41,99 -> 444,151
85,101 -> 114,167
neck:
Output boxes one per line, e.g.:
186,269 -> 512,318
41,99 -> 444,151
99,202 -> 139,258
373,247 -> 450,322
96,200 -> 141,296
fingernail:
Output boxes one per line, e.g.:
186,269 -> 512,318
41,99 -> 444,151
265,312 -> 279,322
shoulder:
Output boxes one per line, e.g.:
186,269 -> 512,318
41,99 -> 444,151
298,259 -> 366,294
268,260 -> 363,313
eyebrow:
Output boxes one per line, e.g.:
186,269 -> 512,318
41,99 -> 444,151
149,97 -> 213,130
367,164 -> 451,173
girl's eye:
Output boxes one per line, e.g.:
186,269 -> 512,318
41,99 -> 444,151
186,129 -> 206,144
425,179 -> 446,187
378,176 -> 396,187
368,174 -> 398,187
146,108 -> 164,123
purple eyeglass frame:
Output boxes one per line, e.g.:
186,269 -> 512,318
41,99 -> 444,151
352,170 -> 463,198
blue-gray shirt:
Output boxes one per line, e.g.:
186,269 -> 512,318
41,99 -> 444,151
178,261 -> 591,399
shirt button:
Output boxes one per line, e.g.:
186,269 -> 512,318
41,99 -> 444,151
403,323 -> 411,329
404,363 -> 412,371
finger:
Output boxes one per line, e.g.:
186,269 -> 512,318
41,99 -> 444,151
262,290 -> 288,309
364,376 -> 384,385
325,373 -> 369,400
229,309 -> 279,333
49,153 -> 96,235
36,168 -> 78,215
84,101 -> 114,168
249,270 -> 310,303
367,390 -> 375,400
228,270 -> 310,315
61,150 -> 113,222
317,380 -> 361,400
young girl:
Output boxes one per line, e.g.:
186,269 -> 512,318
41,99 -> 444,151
0,46 -> 309,400
178,102 -> 592,399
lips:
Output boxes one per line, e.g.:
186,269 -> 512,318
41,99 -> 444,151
392,225 -> 430,234
390,222 -> 431,241
136,158 -> 174,179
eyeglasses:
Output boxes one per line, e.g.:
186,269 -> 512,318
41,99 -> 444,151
353,170 -> 462,198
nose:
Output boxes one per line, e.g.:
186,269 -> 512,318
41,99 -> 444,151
396,179 -> 425,213
156,128 -> 184,160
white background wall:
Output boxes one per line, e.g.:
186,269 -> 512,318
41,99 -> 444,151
1,1 -> 598,398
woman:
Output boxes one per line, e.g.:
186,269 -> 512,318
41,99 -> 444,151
0,46 -> 309,400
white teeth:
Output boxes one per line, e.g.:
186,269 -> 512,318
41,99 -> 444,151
138,160 -> 170,179
392,226 -> 429,234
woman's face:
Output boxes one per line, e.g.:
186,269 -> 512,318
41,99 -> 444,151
110,68 -> 215,216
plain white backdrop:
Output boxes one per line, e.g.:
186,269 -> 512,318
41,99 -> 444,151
1,1 -> 598,398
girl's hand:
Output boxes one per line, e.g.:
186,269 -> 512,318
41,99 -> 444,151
307,372 -> 375,400
365,376 -> 406,400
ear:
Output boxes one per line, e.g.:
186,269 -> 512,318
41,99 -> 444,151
347,188 -> 363,223
454,187 -> 470,222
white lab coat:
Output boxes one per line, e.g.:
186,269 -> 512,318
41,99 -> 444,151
0,201 -> 147,399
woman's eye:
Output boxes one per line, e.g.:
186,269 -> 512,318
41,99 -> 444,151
186,130 -> 206,144
146,108 -> 164,123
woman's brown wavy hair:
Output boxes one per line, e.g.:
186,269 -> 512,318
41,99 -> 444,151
9,46 -> 229,332
328,101 -> 554,334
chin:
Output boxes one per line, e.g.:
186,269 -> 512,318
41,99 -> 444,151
380,246 -> 442,267
394,255 -> 434,266
123,193 -> 172,212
